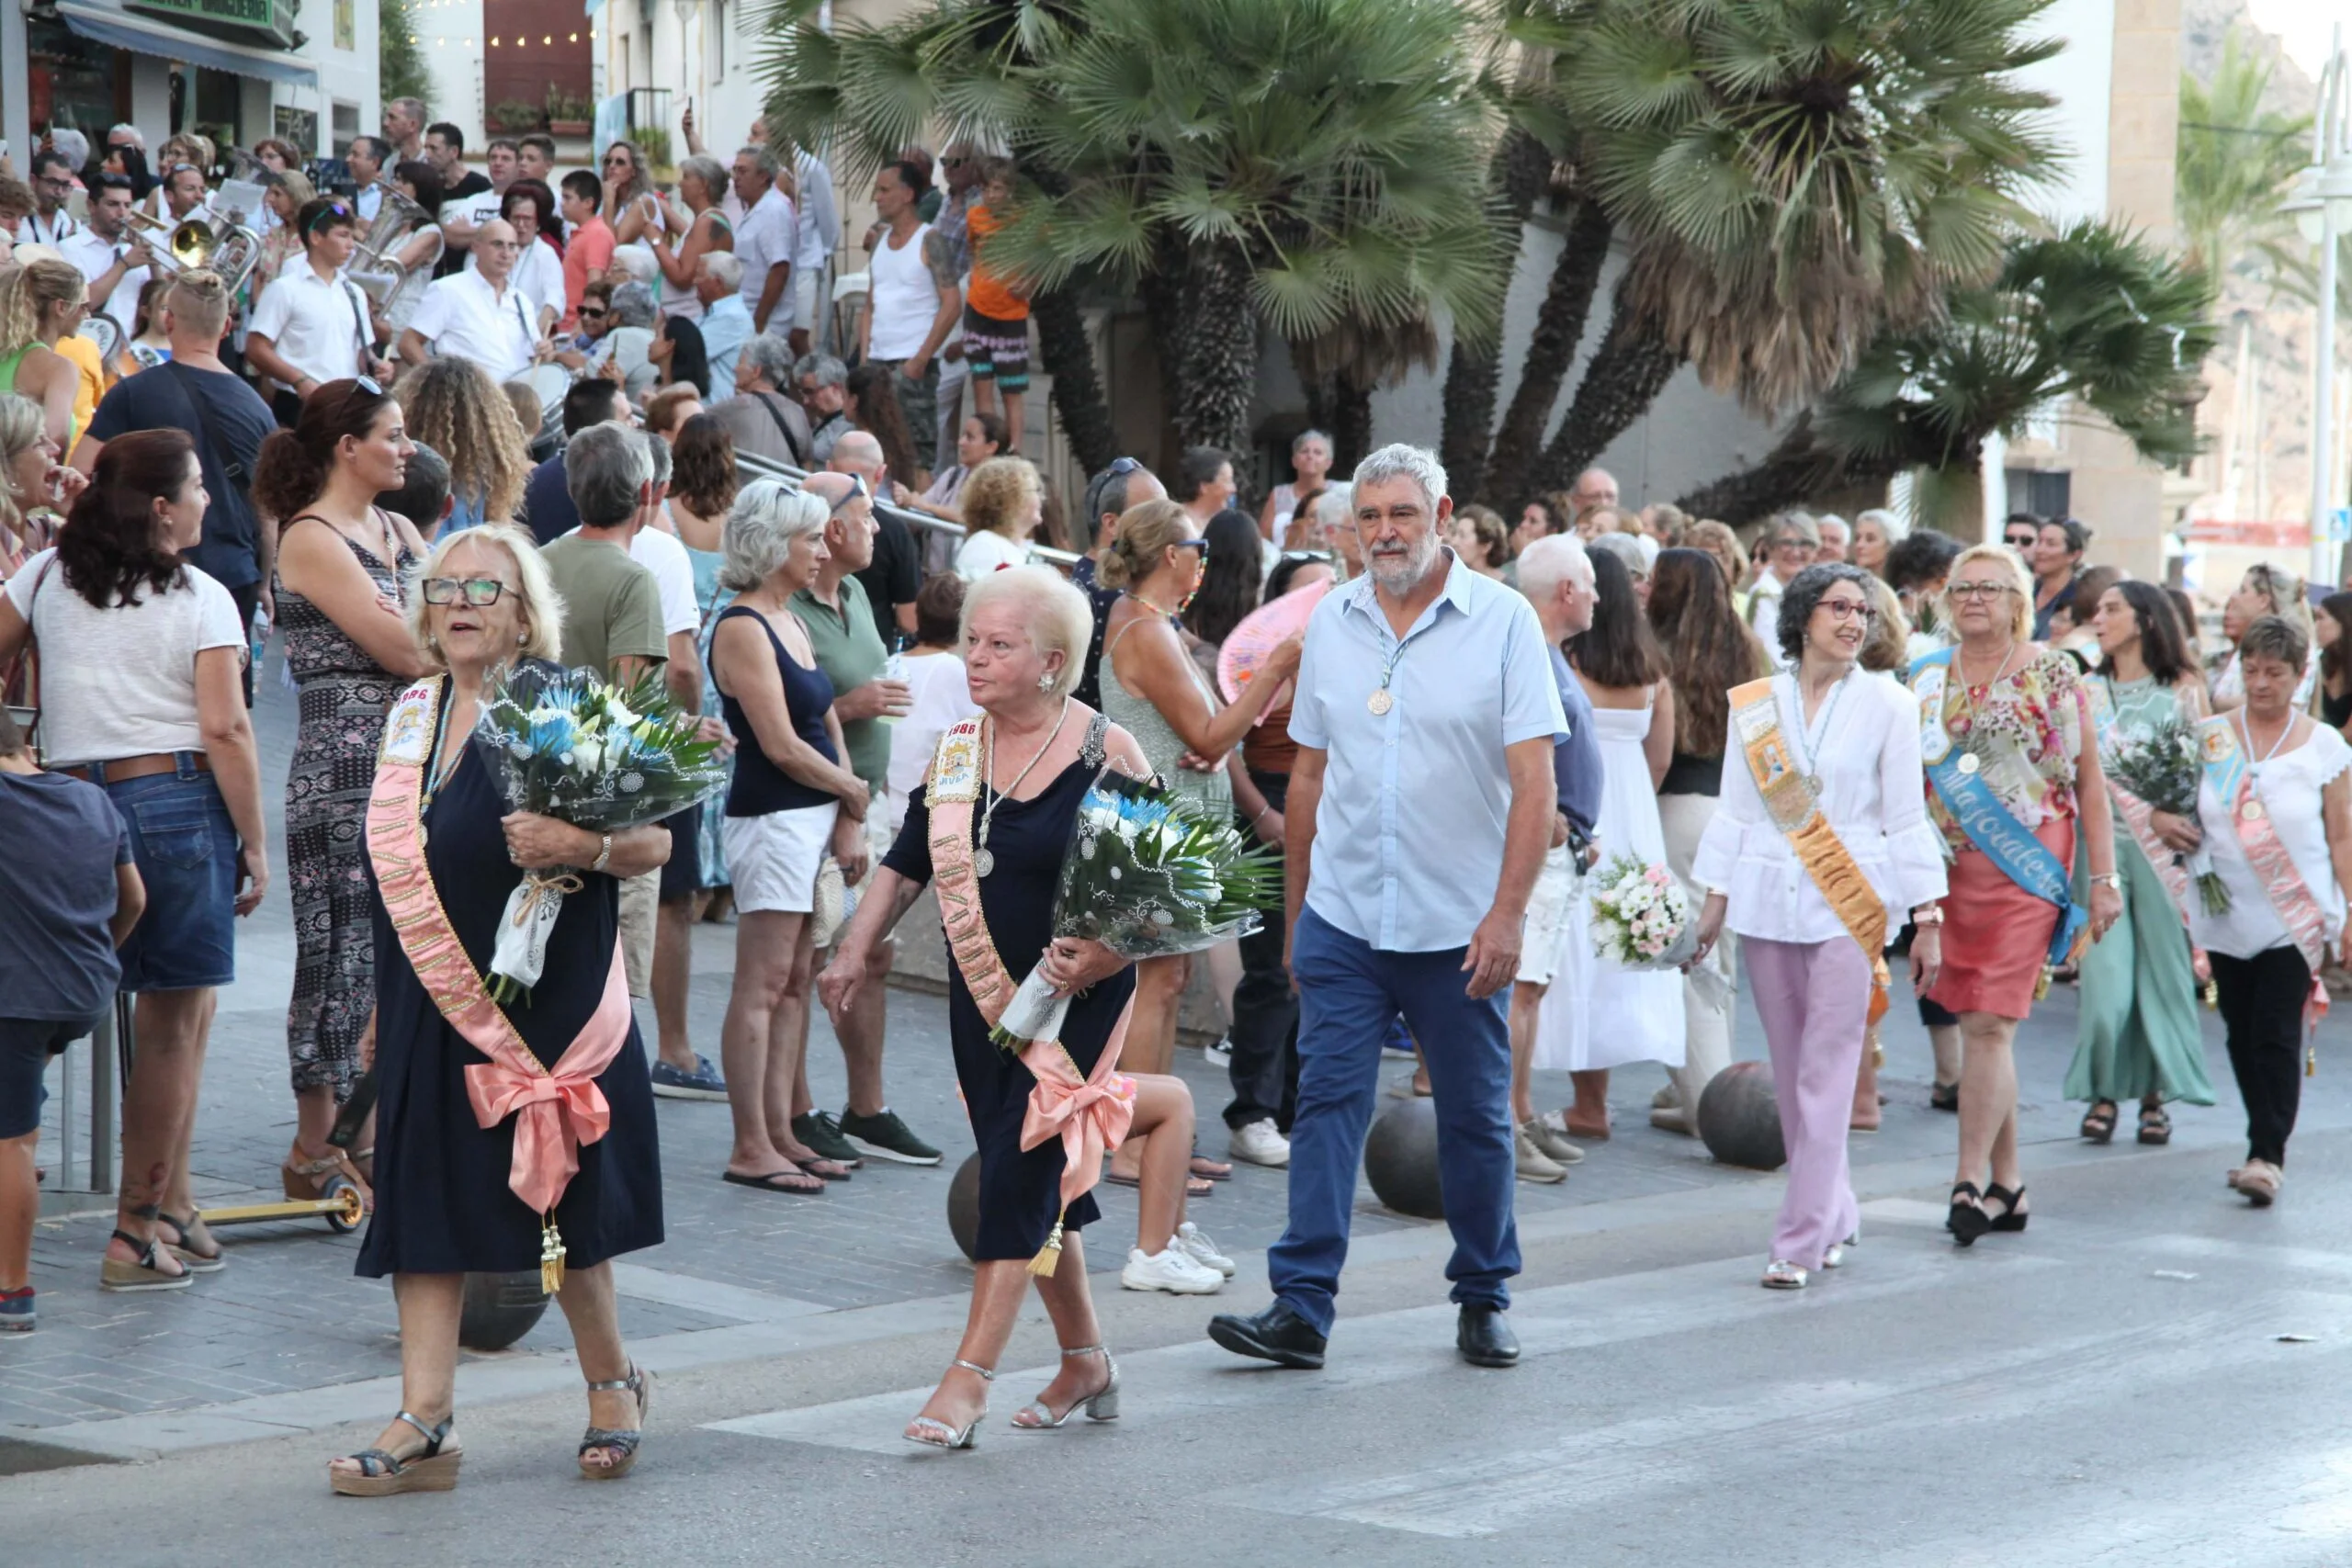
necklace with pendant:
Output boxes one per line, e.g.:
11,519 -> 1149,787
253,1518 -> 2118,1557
2235,709 -> 2297,822
1951,642 -> 2020,775
1789,667 -> 1850,795
1368,637 -> 1408,716
976,699 -> 1071,878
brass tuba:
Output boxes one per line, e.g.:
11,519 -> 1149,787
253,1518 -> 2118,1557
347,180 -> 445,336
126,206 -> 263,294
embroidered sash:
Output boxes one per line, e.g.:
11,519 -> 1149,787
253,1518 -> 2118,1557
1911,649 -> 2086,971
2198,715 -> 2332,1031
365,679 -> 632,1281
926,717 -> 1135,1273
1730,679 -> 1890,1024
2085,679 -> 2194,926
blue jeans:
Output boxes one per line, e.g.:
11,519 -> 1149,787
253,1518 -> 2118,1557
99,759 -> 238,993
1269,905 -> 1520,1335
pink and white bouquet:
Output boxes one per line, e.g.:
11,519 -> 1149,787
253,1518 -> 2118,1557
1588,854 -> 1697,970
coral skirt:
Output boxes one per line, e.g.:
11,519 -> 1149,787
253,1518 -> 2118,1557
1928,818 -> 2075,1021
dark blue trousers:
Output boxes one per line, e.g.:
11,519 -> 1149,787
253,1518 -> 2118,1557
1268,905 -> 1520,1335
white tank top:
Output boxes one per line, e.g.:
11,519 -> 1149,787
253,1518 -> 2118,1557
867,220 -> 936,361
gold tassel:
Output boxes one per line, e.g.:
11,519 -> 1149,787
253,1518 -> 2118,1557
2308,1044 -> 2317,1078
2034,966 -> 2053,1002
539,1213 -> 568,1295
1026,1218 -> 1065,1279
2202,980 -> 2219,1010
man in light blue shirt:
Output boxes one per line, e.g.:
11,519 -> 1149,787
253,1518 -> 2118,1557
693,253 -> 755,390
1209,444 -> 1566,1373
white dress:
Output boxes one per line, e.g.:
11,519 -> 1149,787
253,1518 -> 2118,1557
1534,694 -> 1687,1071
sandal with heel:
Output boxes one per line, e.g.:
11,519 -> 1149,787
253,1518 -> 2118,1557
1948,1182 -> 1991,1247
157,1210 -> 226,1273
2078,1102 -> 2118,1144
1011,1345 -> 1120,1429
906,1359 -> 993,1450
329,1411 -> 460,1495
99,1228 -> 191,1292
578,1363 -> 653,1480
1984,1181 -> 2030,1233
2136,1107 -> 2172,1146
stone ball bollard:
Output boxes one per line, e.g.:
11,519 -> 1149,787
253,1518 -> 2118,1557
458,1270 -> 553,1351
1363,1096 -> 1448,1220
1695,1059 -> 1786,1171
946,1151 -> 984,1261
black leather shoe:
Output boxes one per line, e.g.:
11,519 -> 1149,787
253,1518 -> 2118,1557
1456,1304 -> 1520,1368
1207,1301 -> 1327,1370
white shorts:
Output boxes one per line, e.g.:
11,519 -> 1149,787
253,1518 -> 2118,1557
723,803 -> 840,914
1517,843 -> 1582,987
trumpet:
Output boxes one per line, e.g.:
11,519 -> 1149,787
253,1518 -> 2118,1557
126,207 -> 262,294
346,180 -> 444,337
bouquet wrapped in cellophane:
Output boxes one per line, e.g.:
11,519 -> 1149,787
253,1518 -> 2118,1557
474,663 -> 730,1002
1588,853 -> 1697,970
2104,715 -> 2229,913
990,770 -> 1283,1050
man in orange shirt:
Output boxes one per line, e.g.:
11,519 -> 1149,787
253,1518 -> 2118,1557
559,170 -> 616,333
961,158 -> 1031,448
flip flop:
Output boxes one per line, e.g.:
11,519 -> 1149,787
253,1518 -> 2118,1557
722,1168 -> 825,1196
797,1158 -> 855,1183
1102,1170 -> 1213,1198
1189,1154 -> 1232,1182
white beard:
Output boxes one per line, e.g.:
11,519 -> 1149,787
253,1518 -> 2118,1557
1368,531 -> 1444,594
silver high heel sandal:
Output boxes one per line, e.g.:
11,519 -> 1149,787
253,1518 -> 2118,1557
905,1359 -> 994,1450
1011,1345 -> 1121,1429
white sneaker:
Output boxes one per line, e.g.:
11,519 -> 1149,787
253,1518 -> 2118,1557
1204,1036 -> 1233,1067
1176,1220 -> 1236,1278
1121,1246 -> 1225,1295
1229,1118 -> 1291,1168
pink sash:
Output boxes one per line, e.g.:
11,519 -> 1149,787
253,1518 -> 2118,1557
2107,781 -> 2193,927
2202,715 -> 2333,1035
926,717 -> 1134,1274
365,678 -> 632,1288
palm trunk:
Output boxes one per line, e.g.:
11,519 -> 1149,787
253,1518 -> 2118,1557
1440,129 -> 1555,502
1528,296 -> 1684,500
1155,237 -> 1259,457
1479,201 -> 1614,510
1330,375 -> 1375,473
1031,285 -> 1119,478
1673,413 -> 1906,526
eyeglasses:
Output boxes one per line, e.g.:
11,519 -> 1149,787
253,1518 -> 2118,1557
1816,599 -> 1879,624
421,576 -> 508,606
1175,538 -> 1210,558
1948,581 -> 2016,601
1772,536 -> 1813,551
36,176 -> 73,193
578,306 -> 608,321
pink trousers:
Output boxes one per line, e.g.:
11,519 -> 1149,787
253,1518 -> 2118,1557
1743,934 -> 1871,1269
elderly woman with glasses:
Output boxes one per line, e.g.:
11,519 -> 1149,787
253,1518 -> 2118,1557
1745,511 -> 1822,652
1907,544 -> 2122,1245
333,522 -> 667,1495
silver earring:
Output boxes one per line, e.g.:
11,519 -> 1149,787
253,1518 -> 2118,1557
1036,672 -> 1054,693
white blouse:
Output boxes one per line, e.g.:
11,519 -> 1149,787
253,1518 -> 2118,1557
1692,668 -> 1949,946
954,529 -> 1029,581
2189,719 -> 2352,960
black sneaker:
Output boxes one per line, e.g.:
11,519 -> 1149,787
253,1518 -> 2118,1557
792,1110 -> 865,1169
836,1107 -> 942,1166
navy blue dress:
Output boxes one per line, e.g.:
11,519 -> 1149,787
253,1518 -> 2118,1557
882,715 -> 1135,1261
357,705 -> 663,1277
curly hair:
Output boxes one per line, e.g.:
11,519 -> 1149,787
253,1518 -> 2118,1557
1567,548 -> 1664,692
0,258 -> 85,358
1776,562 -> 1875,664
396,358 -> 526,522
1649,547 -> 1766,757
670,412 -> 738,520
0,393 -> 44,540
960,455 -> 1041,541
57,429 -> 197,608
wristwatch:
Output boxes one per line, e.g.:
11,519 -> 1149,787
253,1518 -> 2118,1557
2088,873 -> 2120,890
591,831 -> 614,874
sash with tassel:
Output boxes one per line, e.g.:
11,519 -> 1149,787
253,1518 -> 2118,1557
1730,678 -> 1891,1023
2198,715 -> 2333,1066
365,677 -> 633,1293
925,717 -> 1135,1275
2085,678 -> 2195,927
1911,649 -> 2088,994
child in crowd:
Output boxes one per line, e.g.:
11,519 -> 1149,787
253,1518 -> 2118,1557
0,706 -> 145,1331
961,158 -> 1032,450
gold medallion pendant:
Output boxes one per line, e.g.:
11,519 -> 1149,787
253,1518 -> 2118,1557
1956,752 -> 1980,775
2243,800 -> 2267,822
1368,689 -> 1394,716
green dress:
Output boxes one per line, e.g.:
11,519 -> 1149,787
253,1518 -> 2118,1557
2064,675 -> 2217,1107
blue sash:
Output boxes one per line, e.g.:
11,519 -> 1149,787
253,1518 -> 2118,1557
1910,648 -> 2085,967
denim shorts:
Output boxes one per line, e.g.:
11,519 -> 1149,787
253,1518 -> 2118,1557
0,1017 -> 96,1140
104,762 -> 239,993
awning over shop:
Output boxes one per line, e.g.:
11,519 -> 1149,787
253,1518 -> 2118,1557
51,0 -> 319,85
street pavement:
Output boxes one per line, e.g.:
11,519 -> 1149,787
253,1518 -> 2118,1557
9,651 -> 2352,1564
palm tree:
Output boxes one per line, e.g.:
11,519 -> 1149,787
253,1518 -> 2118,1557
1452,0 -> 2064,511
2177,28 -> 2314,305
757,0 -> 1508,465
1675,223 -> 2217,525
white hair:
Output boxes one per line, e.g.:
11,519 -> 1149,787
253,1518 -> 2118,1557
610,243 -> 660,286
960,566 -> 1094,700
1350,443 -> 1448,513
1589,531 -> 1648,576
1515,533 -> 1590,600
1855,507 -> 1906,545
404,523 -> 565,671
1308,484 -> 1353,528
719,479 -> 830,592
701,251 -> 744,291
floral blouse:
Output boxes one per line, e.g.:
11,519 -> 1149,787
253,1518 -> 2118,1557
1919,648 -> 2086,848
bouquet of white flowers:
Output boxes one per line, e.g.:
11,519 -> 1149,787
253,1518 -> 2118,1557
474,664 -> 730,1002
990,770 -> 1283,1050
1588,853 -> 1697,970
2104,715 -> 2228,914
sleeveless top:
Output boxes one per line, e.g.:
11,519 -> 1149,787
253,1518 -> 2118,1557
1099,610 -> 1234,818
716,604 -> 839,816
0,344 -> 29,394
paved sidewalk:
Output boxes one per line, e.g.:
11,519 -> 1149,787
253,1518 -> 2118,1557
6,660 -> 2346,1452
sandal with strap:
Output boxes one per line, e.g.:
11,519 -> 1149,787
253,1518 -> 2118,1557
329,1411 -> 460,1495
284,1140 -> 372,1204
100,1228 -> 191,1292
2137,1106 -> 2173,1146
1948,1182 -> 1991,1247
578,1364 -> 654,1480
156,1210 -> 226,1274
1984,1181 -> 2030,1233
2078,1102 -> 2119,1145
1011,1345 -> 1121,1429
906,1359 -> 993,1450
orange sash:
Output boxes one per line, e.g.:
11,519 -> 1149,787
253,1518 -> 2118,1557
926,717 -> 1134,1275
366,678 -> 632,1291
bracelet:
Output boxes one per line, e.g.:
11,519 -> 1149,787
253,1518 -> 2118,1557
1910,908 -> 1945,927
1251,806 -> 1274,827
2088,872 -> 2120,889
591,831 -> 613,874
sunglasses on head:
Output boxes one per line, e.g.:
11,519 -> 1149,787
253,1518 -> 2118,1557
304,200 -> 353,233
826,476 -> 868,513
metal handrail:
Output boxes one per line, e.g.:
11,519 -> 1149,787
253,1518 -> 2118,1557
732,449 -> 1083,570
